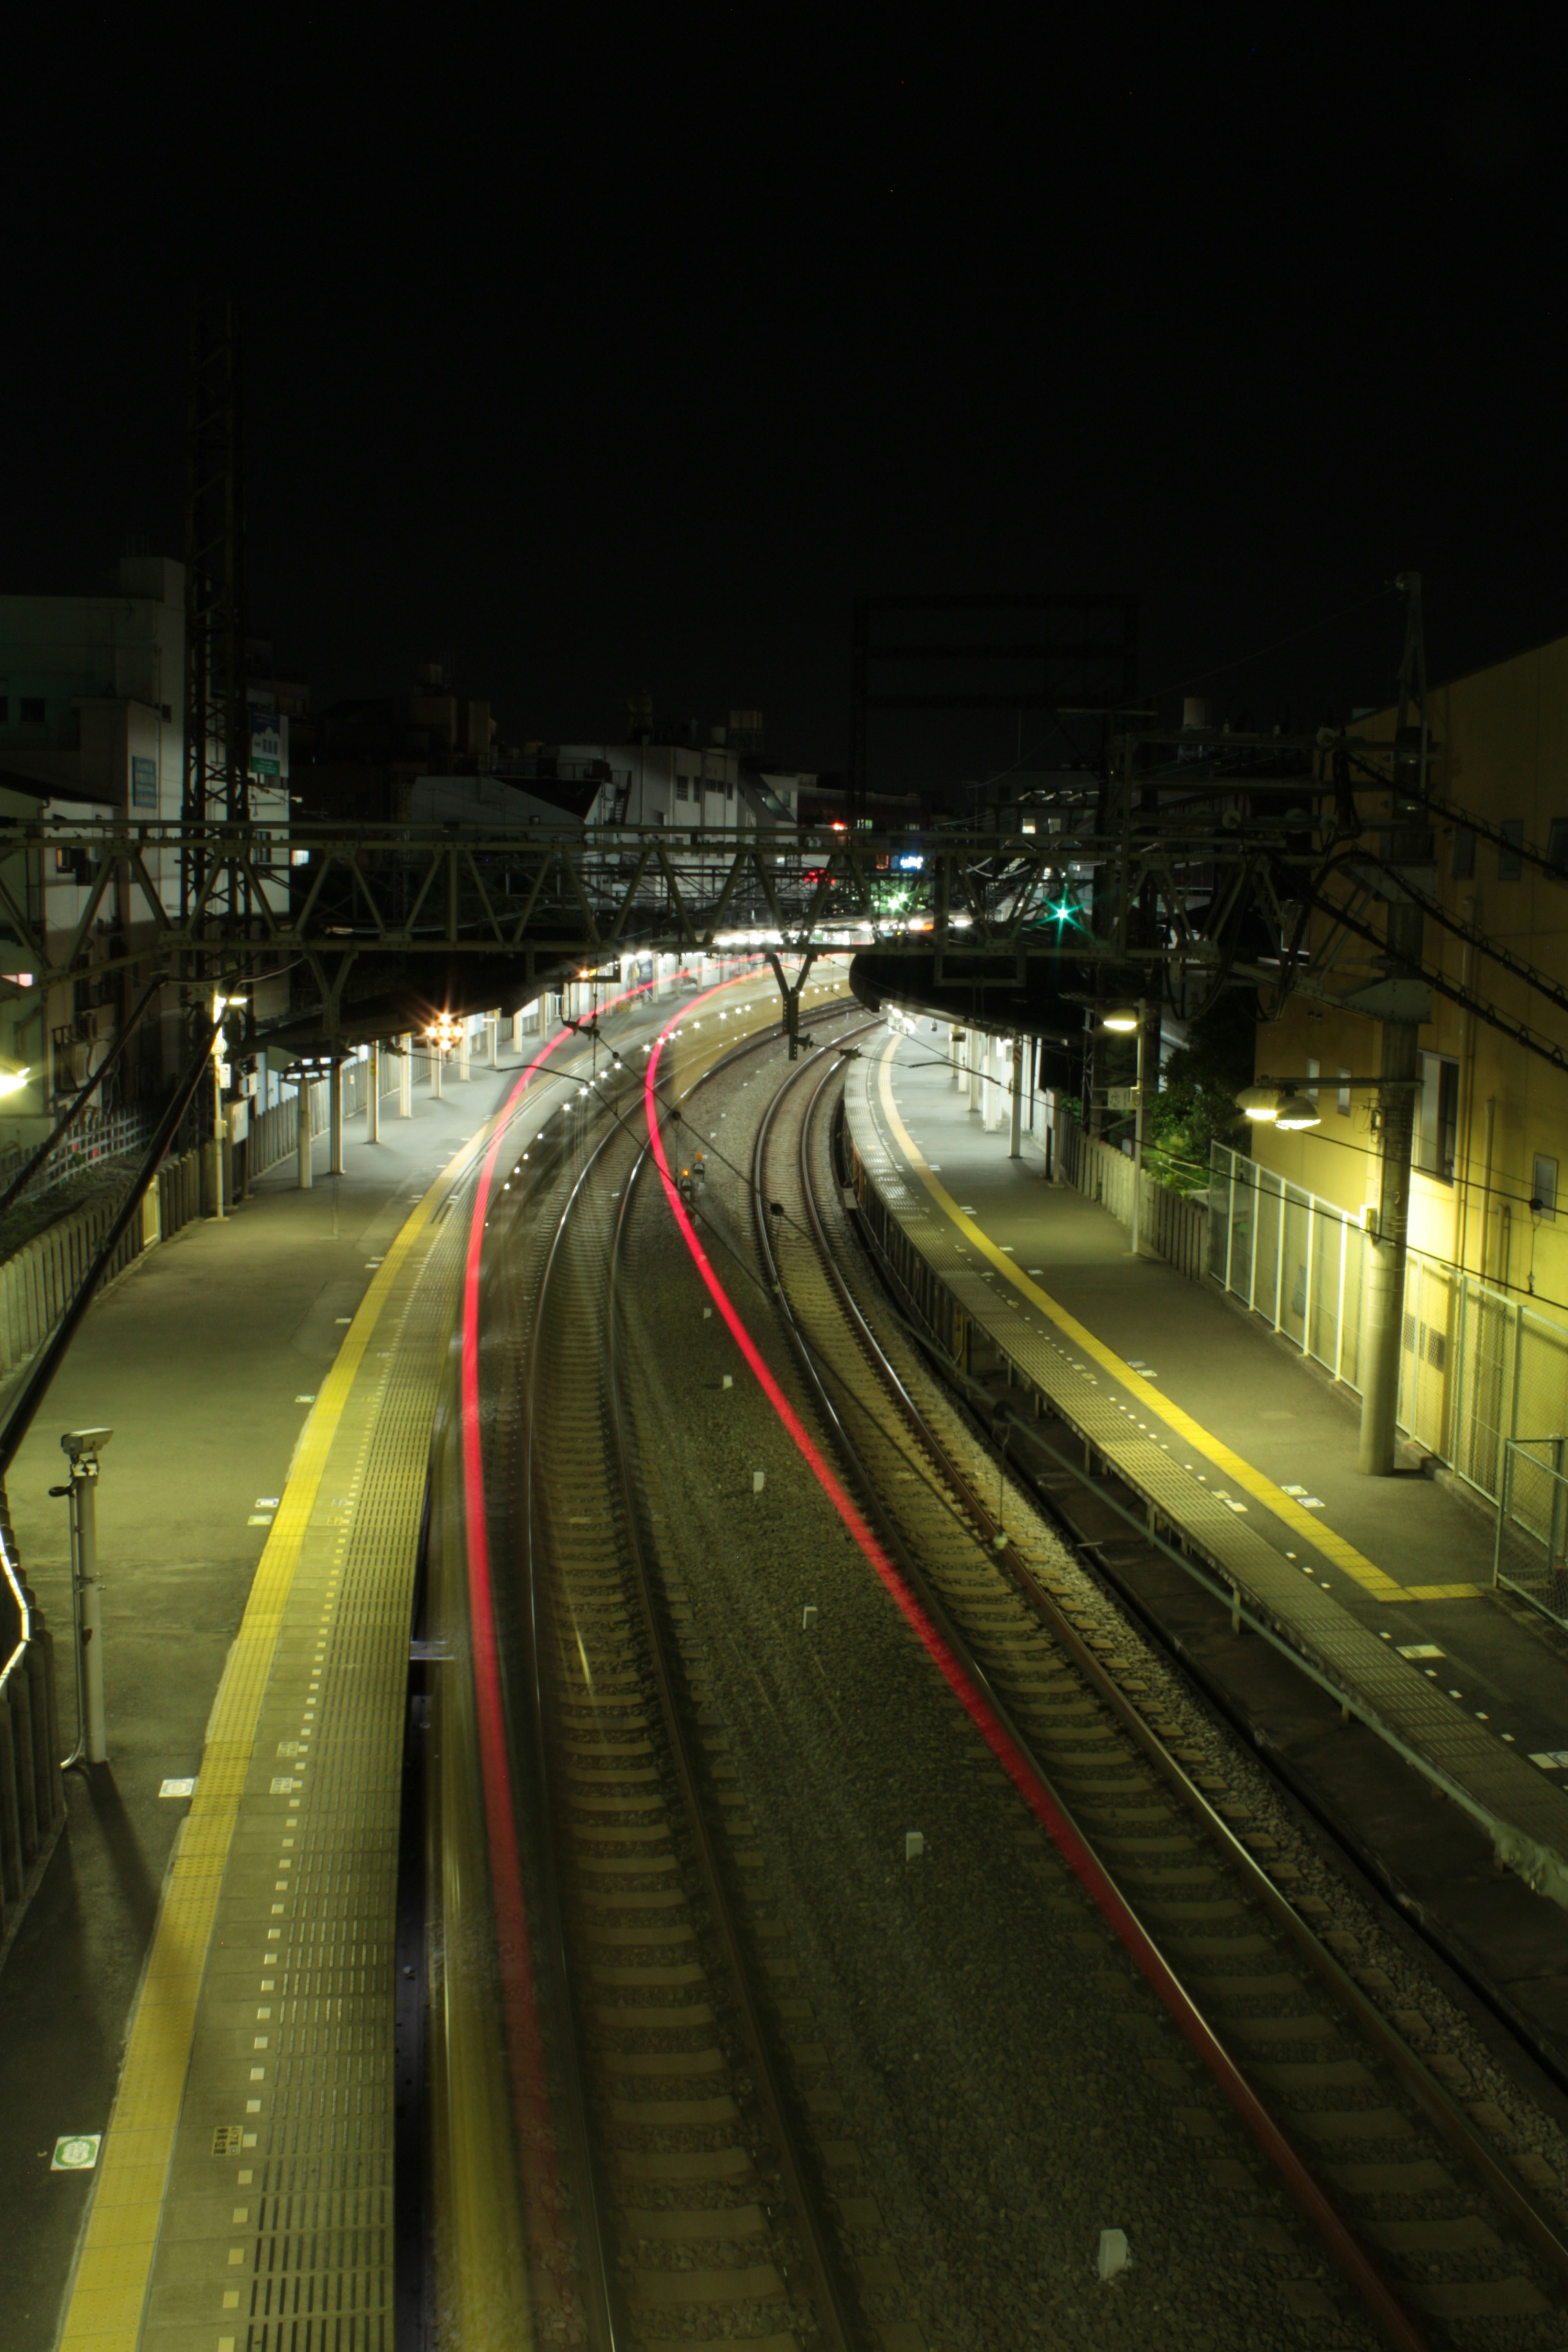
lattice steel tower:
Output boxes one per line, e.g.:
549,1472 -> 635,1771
181,300 -> 249,929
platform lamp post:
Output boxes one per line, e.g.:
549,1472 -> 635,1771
1100,1004 -> 1147,1256
53,1428 -> 111,1770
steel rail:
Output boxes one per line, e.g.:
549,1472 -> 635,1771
610,1158 -> 861,2352
520,1117 -> 639,2349
503,998 -> 860,2349
819,1085 -> 1568,2294
751,1049 -> 1433,2352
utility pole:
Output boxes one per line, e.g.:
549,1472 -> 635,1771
1357,574 -> 1434,1474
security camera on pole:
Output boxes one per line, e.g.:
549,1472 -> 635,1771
53,1428 -> 112,1769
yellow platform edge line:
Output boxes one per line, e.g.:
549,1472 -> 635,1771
874,1036 -> 1412,1604
56,1172 -> 449,2352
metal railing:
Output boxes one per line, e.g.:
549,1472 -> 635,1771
0,1105 -> 153,1207
0,1481 -> 63,1952
1209,1141 -> 1568,1512
1495,1437 -> 1568,1630
1049,1101 -> 1209,1282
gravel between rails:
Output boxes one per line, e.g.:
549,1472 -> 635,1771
809,1065 -> 1568,2289
788,1053 -> 1568,2350
475,997 -> 860,2348
616,1031 -> 1391,2351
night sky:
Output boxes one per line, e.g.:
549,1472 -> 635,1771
12,17 -> 1565,783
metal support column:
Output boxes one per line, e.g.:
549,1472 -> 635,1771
458,1024 -> 470,1082
487,1012 -> 499,1067
1360,573 -> 1434,1475
329,1059 -> 344,1176
1129,997 -> 1149,1257
296,1082 -> 312,1189
367,1043 -> 381,1143
1008,1035 -> 1023,1159
399,1035 -> 413,1117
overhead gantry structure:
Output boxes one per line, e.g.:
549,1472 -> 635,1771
3,575 -> 1554,1477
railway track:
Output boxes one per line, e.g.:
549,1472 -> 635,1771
480,1009 -> 861,2348
753,1039 -> 1568,2350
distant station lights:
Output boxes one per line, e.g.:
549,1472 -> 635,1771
425,1012 -> 464,1056
0,1060 -> 31,1096
1099,1008 -> 1140,1034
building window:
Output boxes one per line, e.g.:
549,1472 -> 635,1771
1337,1067 -> 1352,1116
1549,818 -> 1568,871
1452,825 -> 1475,880
19,696 -> 44,723
675,776 -> 689,802
1534,1153 -> 1559,1223
1416,1051 -> 1459,1180
1499,819 -> 1524,880
130,755 -> 156,810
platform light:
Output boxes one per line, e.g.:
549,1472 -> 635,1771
1273,1091 -> 1321,1131
1236,1085 -> 1281,1122
0,1062 -> 31,1097
1100,1008 -> 1139,1033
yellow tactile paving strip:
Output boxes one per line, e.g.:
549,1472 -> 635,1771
874,1036 -> 1417,1603
55,1112 -> 503,2352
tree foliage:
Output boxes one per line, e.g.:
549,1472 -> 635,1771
1147,990 -> 1258,1195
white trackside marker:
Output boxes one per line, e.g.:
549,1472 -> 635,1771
802,1606 -> 818,1630
753,1470 -> 765,1493
1098,2229 -> 1129,2281
904,1831 -> 924,1861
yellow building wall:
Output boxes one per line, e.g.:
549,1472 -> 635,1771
1250,630 -> 1568,1321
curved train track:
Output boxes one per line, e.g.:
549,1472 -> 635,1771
751,1038 -> 1568,2351
482,1003 -> 862,2348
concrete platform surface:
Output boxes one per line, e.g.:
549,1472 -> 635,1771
0,1051 -> 522,2352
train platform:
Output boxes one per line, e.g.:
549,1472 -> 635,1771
844,1024 -> 1568,1944
0,1047 -> 529,2352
